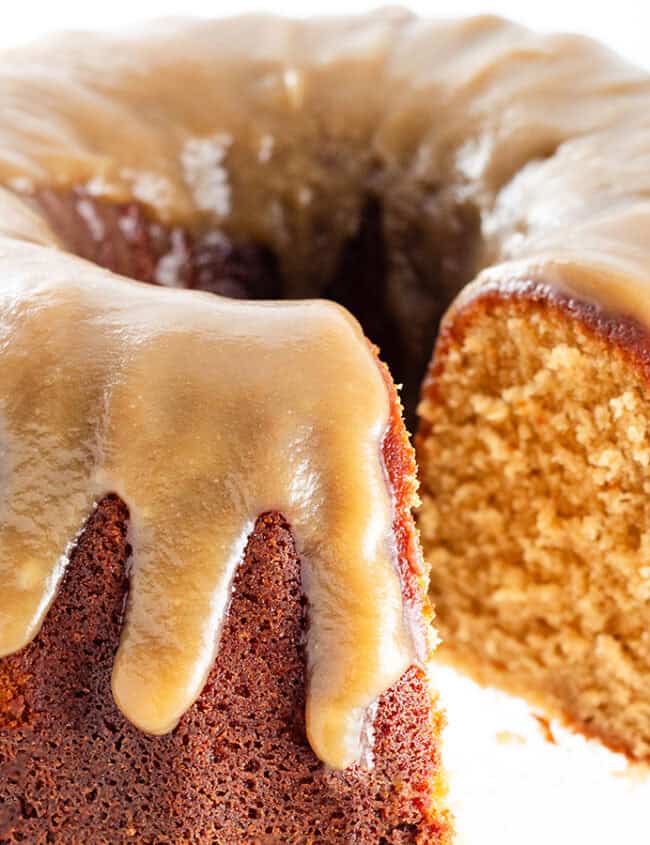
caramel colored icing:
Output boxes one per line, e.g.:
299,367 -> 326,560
0,226 -> 412,770
3,10 -> 650,768
0,13 -> 649,316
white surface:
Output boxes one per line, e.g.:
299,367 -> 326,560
435,666 -> 650,844
2,1 -> 650,842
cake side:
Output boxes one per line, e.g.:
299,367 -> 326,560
0,344 -> 450,844
417,281 -> 650,760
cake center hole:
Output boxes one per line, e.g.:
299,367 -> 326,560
36,189 -> 476,430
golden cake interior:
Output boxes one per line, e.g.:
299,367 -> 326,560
418,294 -> 650,758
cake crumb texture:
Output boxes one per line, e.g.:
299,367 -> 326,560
0,495 -> 449,844
418,294 -> 650,759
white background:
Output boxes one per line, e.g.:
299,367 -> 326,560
3,2 -> 650,843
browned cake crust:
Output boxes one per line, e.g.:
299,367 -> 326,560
0,483 -> 447,844
0,507 -> 446,844
426,279 -> 650,389
0,195 -> 450,843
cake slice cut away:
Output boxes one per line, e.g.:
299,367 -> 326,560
418,281 -> 650,761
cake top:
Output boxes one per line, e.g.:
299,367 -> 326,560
1,12 -> 649,310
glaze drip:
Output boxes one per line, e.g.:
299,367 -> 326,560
0,222 -> 412,770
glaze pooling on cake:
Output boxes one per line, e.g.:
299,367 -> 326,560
0,222 -> 416,770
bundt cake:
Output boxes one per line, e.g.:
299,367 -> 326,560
2,7 -> 650,841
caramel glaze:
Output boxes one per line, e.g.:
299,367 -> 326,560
0,222 -> 415,771
3,10 -> 650,769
